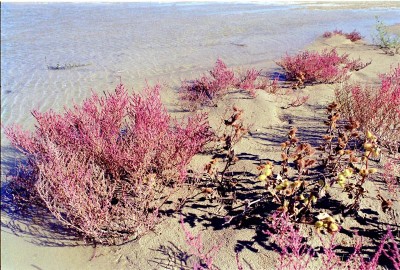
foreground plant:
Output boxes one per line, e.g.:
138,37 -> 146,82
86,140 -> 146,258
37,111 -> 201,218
265,212 -> 399,270
335,64 -> 400,150
5,84 -> 212,244
203,106 -> 249,205
225,100 -> 390,228
265,211 -> 314,270
318,226 -> 400,269
180,216 -> 223,270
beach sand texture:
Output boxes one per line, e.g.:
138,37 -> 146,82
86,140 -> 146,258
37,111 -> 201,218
1,2 -> 400,270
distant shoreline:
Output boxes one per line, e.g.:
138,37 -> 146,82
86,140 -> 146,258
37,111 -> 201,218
2,0 -> 400,8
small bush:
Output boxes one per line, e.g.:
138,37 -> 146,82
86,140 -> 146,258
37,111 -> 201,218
345,30 -> 363,42
383,157 -> 400,196
180,59 -> 280,108
276,49 -> 365,87
323,29 -> 362,42
179,59 -> 238,108
373,16 -> 400,55
264,211 -> 314,270
180,216 -> 222,270
335,65 -> 400,148
5,83 -> 212,244
237,68 -> 261,97
203,106 -> 249,203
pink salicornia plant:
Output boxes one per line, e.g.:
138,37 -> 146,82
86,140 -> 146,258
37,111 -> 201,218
276,48 -> 363,87
319,226 -> 400,270
237,68 -> 261,97
264,211 -> 314,270
180,59 -> 281,108
5,83 -> 212,244
383,157 -> 400,195
180,216 -> 222,270
323,30 -> 362,42
180,59 -> 238,108
338,64 -> 400,148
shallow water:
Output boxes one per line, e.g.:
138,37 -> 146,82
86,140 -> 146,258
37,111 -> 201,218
1,2 -> 399,141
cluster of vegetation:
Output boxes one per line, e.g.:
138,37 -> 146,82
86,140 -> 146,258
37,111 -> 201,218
3,23 -> 399,269
323,29 -> 363,42
335,65 -> 400,150
373,16 -> 400,55
275,48 -> 369,88
179,59 -> 278,109
180,65 -> 400,269
5,84 -> 212,244
182,212 -> 399,270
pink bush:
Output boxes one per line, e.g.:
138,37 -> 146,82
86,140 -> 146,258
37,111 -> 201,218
338,65 -> 400,146
345,30 -> 363,42
323,31 -> 334,38
319,227 -> 400,269
383,227 -> 400,270
383,157 -> 400,195
288,94 -> 310,107
237,68 -> 260,96
180,216 -> 222,270
180,59 -> 278,107
180,59 -> 238,108
264,212 -> 314,270
323,29 -> 362,42
276,49 -> 362,86
5,84 -> 212,244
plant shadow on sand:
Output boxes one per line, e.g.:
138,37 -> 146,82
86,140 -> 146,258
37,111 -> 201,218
154,109 -> 400,269
1,146 -> 85,247
148,241 -> 192,270
172,188 -> 399,269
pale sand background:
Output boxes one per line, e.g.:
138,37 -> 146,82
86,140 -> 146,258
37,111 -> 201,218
1,2 -> 400,270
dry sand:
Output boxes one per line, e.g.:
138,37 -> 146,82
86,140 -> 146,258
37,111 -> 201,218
2,27 -> 400,270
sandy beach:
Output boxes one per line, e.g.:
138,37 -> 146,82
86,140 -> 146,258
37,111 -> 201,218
1,2 -> 400,270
